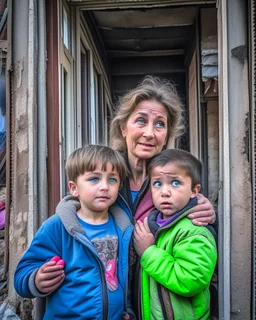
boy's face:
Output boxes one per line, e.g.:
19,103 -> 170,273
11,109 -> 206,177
150,162 -> 200,220
68,162 -> 120,216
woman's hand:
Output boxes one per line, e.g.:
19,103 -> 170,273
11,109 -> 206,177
187,194 -> 216,226
133,217 -> 155,256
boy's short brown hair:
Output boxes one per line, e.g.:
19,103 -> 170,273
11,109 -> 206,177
148,148 -> 202,188
66,145 -> 128,184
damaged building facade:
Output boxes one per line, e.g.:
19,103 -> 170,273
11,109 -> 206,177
0,0 -> 255,319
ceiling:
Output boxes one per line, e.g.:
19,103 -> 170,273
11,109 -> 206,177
81,6 -> 202,100
87,7 -> 197,58
81,4 -> 216,102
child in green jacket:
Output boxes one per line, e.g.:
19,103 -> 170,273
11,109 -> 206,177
133,148 -> 217,320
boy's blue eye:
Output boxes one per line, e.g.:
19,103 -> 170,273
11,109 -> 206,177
171,180 -> 180,187
155,121 -> 165,128
89,177 -> 99,183
109,177 -> 117,183
153,181 -> 162,187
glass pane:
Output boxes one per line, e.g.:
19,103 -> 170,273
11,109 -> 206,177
81,45 -> 90,144
63,6 -> 69,49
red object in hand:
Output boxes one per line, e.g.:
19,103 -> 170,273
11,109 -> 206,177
50,256 -> 61,263
56,259 -> 65,267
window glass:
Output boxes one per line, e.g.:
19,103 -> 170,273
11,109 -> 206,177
62,6 -> 69,49
81,44 -> 90,144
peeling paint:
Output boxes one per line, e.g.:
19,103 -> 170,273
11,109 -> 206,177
16,170 -> 29,196
14,59 -> 24,89
9,210 -> 28,261
17,114 -> 28,131
16,132 -> 28,153
11,212 -> 28,237
16,90 -> 28,118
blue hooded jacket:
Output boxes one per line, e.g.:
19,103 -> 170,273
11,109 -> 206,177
14,201 -> 133,320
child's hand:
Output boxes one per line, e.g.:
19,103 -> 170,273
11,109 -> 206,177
123,313 -> 130,319
35,257 -> 65,294
133,217 -> 155,256
123,310 -> 136,320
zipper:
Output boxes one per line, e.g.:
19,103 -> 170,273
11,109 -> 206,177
124,226 -> 132,313
123,224 -> 136,317
97,255 -> 108,320
75,233 -> 108,320
137,264 -> 142,320
157,283 -> 168,320
118,192 -> 133,221
118,178 -> 150,318
132,258 -> 142,320
124,266 -> 128,312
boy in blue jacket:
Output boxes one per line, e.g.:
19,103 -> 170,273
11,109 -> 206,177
133,149 -> 217,319
14,145 -> 134,320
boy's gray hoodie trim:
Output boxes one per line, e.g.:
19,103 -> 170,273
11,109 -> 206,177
56,194 -> 132,236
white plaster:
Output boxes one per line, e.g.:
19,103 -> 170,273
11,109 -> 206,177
16,131 -> 28,153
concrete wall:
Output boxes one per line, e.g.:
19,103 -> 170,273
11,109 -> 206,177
207,100 -> 219,212
228,1 -> 251,318
8,2 -> 39,318
8,0 -> 30,305
217,1 -> 252,318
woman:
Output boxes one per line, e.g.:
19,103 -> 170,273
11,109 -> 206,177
56,76 -> 216,318
108,76 -> 216,318
109,75 -> 215,225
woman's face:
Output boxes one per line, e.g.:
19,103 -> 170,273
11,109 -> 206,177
121,100 -> 168,161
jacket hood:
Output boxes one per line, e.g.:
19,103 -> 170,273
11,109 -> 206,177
148,197 -> 198,235
56,195 -> 132,237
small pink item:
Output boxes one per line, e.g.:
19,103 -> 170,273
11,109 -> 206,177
105,259 -> 118,291
0,201 -> 5,229
50,256 -> 61,263
0,201 -> 4,209
56,259 -> 65,267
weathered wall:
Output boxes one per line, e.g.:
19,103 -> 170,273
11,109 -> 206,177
8,0 -> 29,303
227,0 -> 252,318
229,63 -> 251,318
207,100 -> 219,212
8,1 -> 48,318
8,2 -> 36,318
217,1 -> 252,318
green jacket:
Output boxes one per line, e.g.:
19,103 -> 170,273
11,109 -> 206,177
140,202 -> 217,320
